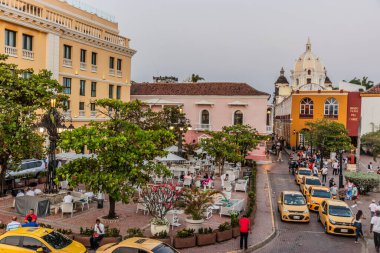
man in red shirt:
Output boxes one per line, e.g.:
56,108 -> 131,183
239,214 -> 251,250
24,209 -> 37,223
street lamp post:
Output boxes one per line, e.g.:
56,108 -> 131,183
338,149 -> 344,188
293,130 -> 298,151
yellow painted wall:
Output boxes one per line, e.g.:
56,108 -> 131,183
0,20 -> 47,70
290,91 -> 348,147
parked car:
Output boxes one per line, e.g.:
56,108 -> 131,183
294,168 -> 312,184
318,199 -> 356,236
300,176 -> 322,195
97,237 -> 179,253
6,159 -> 46,179
0,227 -> 86,253
305,186 -> 332,211
278,191 -> 310,223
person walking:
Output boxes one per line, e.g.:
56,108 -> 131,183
369,162 -> 374,173
277,150 -> 283,162
353,210 -> 365,244
330,184 -> 338,199
332,161 -> 338,175
6,216 -> 21,231
239,214 -> 251,250
370,209 -> 380,253
321,167 -> 328,184
369,200 -> 378,217
90,219 -> 105,250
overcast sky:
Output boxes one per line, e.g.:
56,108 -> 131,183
83,0 -> 380,94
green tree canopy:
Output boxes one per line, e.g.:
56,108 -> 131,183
344,77 -> 374,90
305,119 -> 352,156
222,124 -> 261,158
57,99 -> 176,218
190,74 -> 205,83
0,54 -> 64,195
361,130 -> 380,161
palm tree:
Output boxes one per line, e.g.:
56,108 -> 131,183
190,74 -> 205,83
344,77 -> 374,89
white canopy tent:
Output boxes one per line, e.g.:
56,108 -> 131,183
164,145 -> 179,153
156,153 -> 187,162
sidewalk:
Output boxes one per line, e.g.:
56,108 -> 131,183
182,165 -> 275,253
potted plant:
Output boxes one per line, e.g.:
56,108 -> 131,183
216,222 -> 232,242
38,171 -> 47,184
176,187 -> 220,231
151,230 -> 171,246
101,227 -> 122,246
173,228 -> 196,249
0,223 -> 6,235
125,227 -> 144,239
196,227 -> 216,246
230,211 -> 240,238
140,184 -> 181,235
56,228 -> 74,239
73,227 -> 94,248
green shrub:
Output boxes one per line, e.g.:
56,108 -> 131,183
0,223 -> 6,229
79,227 -> 94,236
39,223 -> 53,229
125,228 -> 144,239
152,230 -> 169,239
198,227 -> 213,234
56,228 -> 72,235
345,172 -> 380,194
230,211 -> 239,228
176,228 -> 195,238
218,222 -> 231,232
105,226 -> 120,237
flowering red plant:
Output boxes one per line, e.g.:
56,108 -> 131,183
140,183 -> 182,221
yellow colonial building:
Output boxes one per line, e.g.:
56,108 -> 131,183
0,0 -> 136,127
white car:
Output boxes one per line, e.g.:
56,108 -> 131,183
7,159 -> 46,179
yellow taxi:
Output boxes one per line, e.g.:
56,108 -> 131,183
294,168 -> 312,184
318,199 -> 356,236
97,237 -> 179,253
0,227 -> 86,253
277,191 -> 310,223
300,176 -> 322,196
305,186 -> 332,211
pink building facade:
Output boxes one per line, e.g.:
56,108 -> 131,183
131,82 -> 270,143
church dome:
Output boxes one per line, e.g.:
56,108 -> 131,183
293,38 -> 325,75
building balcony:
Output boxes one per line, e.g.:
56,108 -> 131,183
91,65 -> 97,73
299,114 -> 313,119
90,111 -> 96,118
80,62 -> 87,70
63,58 -> 72,67
109,69 -> 115,76
117,70 -> 122,77
324,114 -> 338,120
22,49 -> 34,60
79,110 -> 85,117
5,45 -> 17,57
195,124 -> 212,131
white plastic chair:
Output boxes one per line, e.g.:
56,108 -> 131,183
203,206 -> 213,220
80,195 -> 90,211
165,212 -> 181,230
136,202 -> 148,215
61,202 -> 74,218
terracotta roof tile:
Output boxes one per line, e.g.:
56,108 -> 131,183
131,82 -> 269,96
363,83 -> 380,94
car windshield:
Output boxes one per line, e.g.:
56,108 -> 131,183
284,194 -> 306,205
41,231 -> 72,249
306,178 -> 321,186
299,170 -> 312,176
312,190 -> 331,198
152,243 -> 177,253
329,205 -> 352,217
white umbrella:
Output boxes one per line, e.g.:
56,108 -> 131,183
156,153 -> 187,162
195,148 -> 207,154
164,145 -> 179,153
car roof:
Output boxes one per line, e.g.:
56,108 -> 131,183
298,167 -> 309,170
22,159 -> 40,163
304,176 -> 320,180
282,191 -> 303,196
309,186 -> 330,191
3,227 -> 53,238
117,237 -> 163,250
324,199 -> 349,207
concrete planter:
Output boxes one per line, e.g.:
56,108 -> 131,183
73,235 -> 121,248
157,237 -> 172,246
185,218 -> 204,231
173,235 -> 196,249
216,229 -> 233,242
150,223 -> 170,236
196,232 -> 216,246
232,227 -> 240,238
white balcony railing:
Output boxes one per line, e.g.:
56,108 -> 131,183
80,62 -> 86,70
195,124 -> 212,131
63,58 -> 72,67
109,69 -> 115,76
5,45 -> 17,57
63,110 -> 71,118
91,65 -> 97,73
266,125 -> 273,133
116,70 -> 122,77
90,111 -> 96,118
79,110 -> 85,117
22,49 -> 34,60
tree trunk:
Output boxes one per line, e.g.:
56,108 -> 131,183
108,195 -> 116,219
